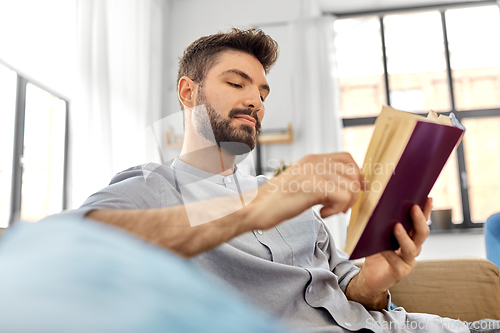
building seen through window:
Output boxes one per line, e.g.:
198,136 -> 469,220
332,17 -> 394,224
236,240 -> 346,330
335,4 -> 500,228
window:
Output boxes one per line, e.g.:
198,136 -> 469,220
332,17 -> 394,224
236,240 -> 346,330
335,16 -> 385,119
0,62 -> 68,228
0,65 -> 17,228
332,2 -> 500,231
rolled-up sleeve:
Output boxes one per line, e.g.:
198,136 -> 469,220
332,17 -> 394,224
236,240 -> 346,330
332,248 -> 360,294
316,217 -> 393,310
313,213 -> 360,294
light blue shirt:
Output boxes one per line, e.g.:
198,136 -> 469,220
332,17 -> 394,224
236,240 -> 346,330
79,158 -> 469,333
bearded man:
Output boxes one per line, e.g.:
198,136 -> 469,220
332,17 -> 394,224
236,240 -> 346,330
65,28 -> 495,333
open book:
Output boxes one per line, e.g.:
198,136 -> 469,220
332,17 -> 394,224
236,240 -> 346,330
345,106 -> 465,260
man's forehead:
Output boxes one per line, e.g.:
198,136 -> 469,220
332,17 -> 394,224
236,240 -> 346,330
209,51 -> 268,83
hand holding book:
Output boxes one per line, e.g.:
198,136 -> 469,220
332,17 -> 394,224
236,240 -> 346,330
345,198 -> 432,310
345,106 -> 465,260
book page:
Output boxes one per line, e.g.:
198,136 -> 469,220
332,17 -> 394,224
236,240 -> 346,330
345,112 -> 416,254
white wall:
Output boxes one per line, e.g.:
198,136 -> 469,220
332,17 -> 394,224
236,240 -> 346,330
166,0 -> 308,116
418,232 -> 486,260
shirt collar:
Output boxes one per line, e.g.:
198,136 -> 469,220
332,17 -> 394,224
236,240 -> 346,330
171,158 -> 239,184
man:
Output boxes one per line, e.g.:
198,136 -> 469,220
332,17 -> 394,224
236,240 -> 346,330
78,28 -> 491,332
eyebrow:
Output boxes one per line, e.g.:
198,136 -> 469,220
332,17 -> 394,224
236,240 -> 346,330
220,69 -> 270,93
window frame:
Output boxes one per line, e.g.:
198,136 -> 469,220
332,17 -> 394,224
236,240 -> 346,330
0,59 -> 69,228
328,0 -> 500,232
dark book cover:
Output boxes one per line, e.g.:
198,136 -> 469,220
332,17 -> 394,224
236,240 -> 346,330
349,121 -> 465,260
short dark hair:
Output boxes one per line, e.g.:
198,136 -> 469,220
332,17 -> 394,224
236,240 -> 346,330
177,27 -> 279,90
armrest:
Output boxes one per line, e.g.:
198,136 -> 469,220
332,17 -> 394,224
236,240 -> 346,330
389,258 -> 500,322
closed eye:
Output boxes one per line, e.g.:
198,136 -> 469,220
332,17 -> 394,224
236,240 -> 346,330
228,82 -> 242,88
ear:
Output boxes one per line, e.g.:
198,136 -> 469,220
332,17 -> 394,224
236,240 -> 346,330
178,76 -> 197,109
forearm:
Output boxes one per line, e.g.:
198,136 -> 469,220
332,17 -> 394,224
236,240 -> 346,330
86,202 -> 253,259
345,272 -> 389,311
84,153 -> 365,259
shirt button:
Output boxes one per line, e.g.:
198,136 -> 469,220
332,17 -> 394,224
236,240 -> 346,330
345,322 -> 352,327
257,230 -> 263,235
226,177 -> 232,183
307,285 -> 313,293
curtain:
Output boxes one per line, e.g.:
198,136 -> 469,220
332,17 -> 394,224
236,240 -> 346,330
69,0 -> 167,208
289,16 -> 350,249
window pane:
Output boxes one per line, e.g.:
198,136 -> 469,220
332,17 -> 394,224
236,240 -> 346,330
342,125 -> 374,168
334,17 -> 386,118
462,117 -> 500,223
384,11 -> 451,112
20,83 -> 66,222
428,150 -> 463,224
0,65 -> 17,228
446,6 -> 500,110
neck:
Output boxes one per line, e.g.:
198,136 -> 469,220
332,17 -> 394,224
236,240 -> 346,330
180,137 -> 236,176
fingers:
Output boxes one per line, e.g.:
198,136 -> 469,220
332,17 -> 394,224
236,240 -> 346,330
379,251 -> 413,272
393,223 -> 420,263
394,205 -> 430,264
255,152 -> 366,229
379,250 -> 415,279
320,153 -> 363,212
327,173 -> 361,212
423,197 -> 433,221
295,152 -> 363,184
266,153 -> 364,219
320,205 -> 339,218
368,226 -> 419,285
290,153 -> 363,211
334,152 -> 364,184
364,201 -> 431,286
317,182 -> 356,215
409,204 -> 430,248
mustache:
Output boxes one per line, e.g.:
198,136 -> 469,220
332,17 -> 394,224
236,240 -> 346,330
228,108 -> 261,128
228,108 -> 256,119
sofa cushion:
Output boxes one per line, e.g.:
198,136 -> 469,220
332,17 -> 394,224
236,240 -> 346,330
389,258 -> 500,322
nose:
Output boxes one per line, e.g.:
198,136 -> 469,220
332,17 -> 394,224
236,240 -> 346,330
244,88 -> 263,111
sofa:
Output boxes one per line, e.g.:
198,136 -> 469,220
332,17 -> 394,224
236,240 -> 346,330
386,258 -> 500,322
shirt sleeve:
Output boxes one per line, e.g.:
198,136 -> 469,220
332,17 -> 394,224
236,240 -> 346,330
79,167 -> 182,210
330,245 -> 360,294
312,211 -> 360,294
312,214 -> 393,311
38,207 -> 96,224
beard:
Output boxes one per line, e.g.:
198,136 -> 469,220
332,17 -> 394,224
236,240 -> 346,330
193,88 -> 261,156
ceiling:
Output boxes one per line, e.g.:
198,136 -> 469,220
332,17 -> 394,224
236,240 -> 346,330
318,0 -> 486,14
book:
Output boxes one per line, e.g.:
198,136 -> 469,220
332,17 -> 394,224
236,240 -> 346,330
345,106 -> 465,260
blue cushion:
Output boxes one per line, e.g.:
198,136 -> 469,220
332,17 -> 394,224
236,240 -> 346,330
0,213 -> 283,333
486,212 -> 500,269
